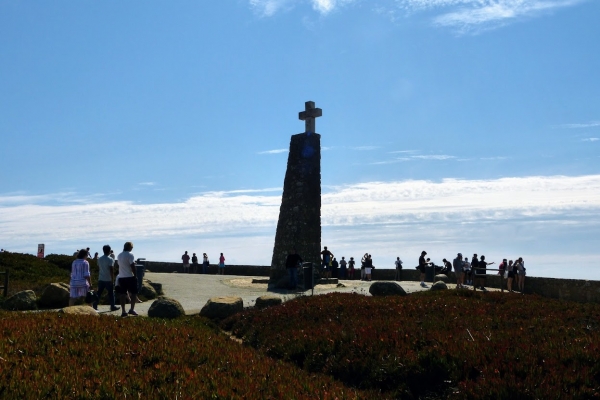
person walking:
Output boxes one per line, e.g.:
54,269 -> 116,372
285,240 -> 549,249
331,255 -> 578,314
202,253 -> 209,274
116,241 -> 138,317
69,249 -> 92,307
93,245 -> 119,311
192,253 -> 199,274
395,256 -> 403,281
339,257 -> 347,280
182,251 -> 191,273
285,248 -> 303,289
453,253 -> 464,288
218,253 -> 225,275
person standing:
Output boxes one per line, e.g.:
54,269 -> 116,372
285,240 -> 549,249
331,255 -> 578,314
182,251 -> 191,274
109,250 -> 115,260
192,253 -> 199,274
285,248 -> 303,289
93,245 -> 119,311
506,260 -> 516,292
339,257 -> 347,280
116,242 -> 138,317
348,257 -> 355,280
453,253 -> 464,288
331,257 -> 339,279
202,253 -> 209,274
364,254 -> 373,281
463,256 -> 472,286
516,257 -> 526,293
69,249 -> 92,306
320,246 -> 333,279
476,255 -> 495,292
218,253 -> 225,275
418,251 -> 429,288
395,257 -> 403,281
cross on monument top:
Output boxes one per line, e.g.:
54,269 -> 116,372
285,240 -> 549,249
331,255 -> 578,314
299,101 -> 322,134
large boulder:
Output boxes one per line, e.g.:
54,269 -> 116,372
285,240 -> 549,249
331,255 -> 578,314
255,295 -> 282,309
369,282 -> 407,296
200,297 -> 243,320
435,274 -> 449,282
148,297 -> 185,319
39,283 -> 70,308
146,280 -> 163,296
430,281 -> 448,291
4,290 -> 37,311
139,281 -> 158,299
59,306 -> 99,316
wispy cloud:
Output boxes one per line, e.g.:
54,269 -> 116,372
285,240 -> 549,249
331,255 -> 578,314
138,182 -> 156,186
411,155 -> 455,160
352,146 -> 380,151
389,150 -> 419,154
583,138 -> 599,142
249,0 -> 587,31
556,120 -> 600,129
258,148 -> 288,155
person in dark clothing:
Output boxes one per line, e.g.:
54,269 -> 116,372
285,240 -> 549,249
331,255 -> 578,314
476,255 -> 495,292
285,248 -> 303,289
418,251 -> 429,288
331,258 -> 339,278
191,253 -> 199,274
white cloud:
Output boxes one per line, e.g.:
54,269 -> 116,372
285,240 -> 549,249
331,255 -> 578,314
352,145 -> 380,151
249,0 -> 356,16
249,0 -> 292,17
582,138 -> 599,142
411,155 -> 455,160
557,120 -> 600,129
138,182 -> 156,186
258,148 -> 288,154
3,175 -> 600,279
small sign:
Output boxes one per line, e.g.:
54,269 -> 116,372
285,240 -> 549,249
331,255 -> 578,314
37,244 -> 45,258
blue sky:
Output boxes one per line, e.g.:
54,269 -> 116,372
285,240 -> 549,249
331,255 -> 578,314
1,0 -> 599,279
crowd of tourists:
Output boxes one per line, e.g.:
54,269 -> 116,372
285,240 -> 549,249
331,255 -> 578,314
181,251 -> 220,274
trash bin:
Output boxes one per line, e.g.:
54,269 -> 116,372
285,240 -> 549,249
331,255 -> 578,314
302,262 -> 314,290
425,265 -> 435,282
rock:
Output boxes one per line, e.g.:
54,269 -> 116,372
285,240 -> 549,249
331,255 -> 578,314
139,281 -> 158,299
430,281 -> 448,291
39,283 -> 70,308
59,306 -> 99,316
200,296 -> 243,320
255,295 -> 282,309
147,281 -> 163,295
4,290 -> 37,311
369,282 -> 407,296
147,297 -> 185,319
435,274 -> 449,282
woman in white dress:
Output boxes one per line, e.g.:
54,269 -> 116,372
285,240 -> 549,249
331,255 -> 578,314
69,249 -> 92,306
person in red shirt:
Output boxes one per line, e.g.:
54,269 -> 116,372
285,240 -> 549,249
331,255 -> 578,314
182,251 -> 191,273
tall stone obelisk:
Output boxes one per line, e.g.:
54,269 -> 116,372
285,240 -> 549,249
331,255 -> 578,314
269,101 -> 322,286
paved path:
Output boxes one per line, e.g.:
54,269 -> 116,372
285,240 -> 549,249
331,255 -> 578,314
95,273 -> 482,316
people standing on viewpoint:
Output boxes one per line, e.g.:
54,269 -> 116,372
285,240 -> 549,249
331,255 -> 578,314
348,257 -> 355,279
69,249 -> 92,307
339,257 -> 347,279
285,248 -> 303,290
182,251 -> 191,274
320,246 -> 333,279
453,253 -> 464,288
93,245 -> 119,311
218,253 -> 225,275
192,253 -> 199,274
418,251 -> 429,288
202,253 -> 209,274
395,257 -> 403,281
116,242 -> 138,317
364,254 -> 373,281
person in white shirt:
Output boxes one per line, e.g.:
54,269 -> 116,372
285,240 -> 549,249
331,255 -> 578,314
116,241 -> 138,317
395,257 -> 403,281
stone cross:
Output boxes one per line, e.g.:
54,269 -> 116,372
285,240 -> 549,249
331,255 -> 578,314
298,101 -> 322,134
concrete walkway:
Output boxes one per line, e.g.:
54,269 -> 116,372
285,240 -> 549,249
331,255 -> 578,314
95,273 -> 479,316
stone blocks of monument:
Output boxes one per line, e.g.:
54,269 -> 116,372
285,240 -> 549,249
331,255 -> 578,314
270,101 -> 322,286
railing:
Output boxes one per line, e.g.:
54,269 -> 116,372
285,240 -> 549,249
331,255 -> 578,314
0,270 -> 8,297
471,267 -> 505,292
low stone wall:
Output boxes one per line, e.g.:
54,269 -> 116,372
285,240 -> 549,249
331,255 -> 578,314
142,262 -> 600,303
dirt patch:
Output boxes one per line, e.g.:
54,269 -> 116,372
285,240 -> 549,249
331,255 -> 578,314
224,278 -> 268,290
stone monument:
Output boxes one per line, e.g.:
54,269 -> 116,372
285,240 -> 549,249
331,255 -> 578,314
269,101 -> 322,287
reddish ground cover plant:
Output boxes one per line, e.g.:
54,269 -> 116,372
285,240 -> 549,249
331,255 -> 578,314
223,291 -> 600,399
0,312 -> 369,399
